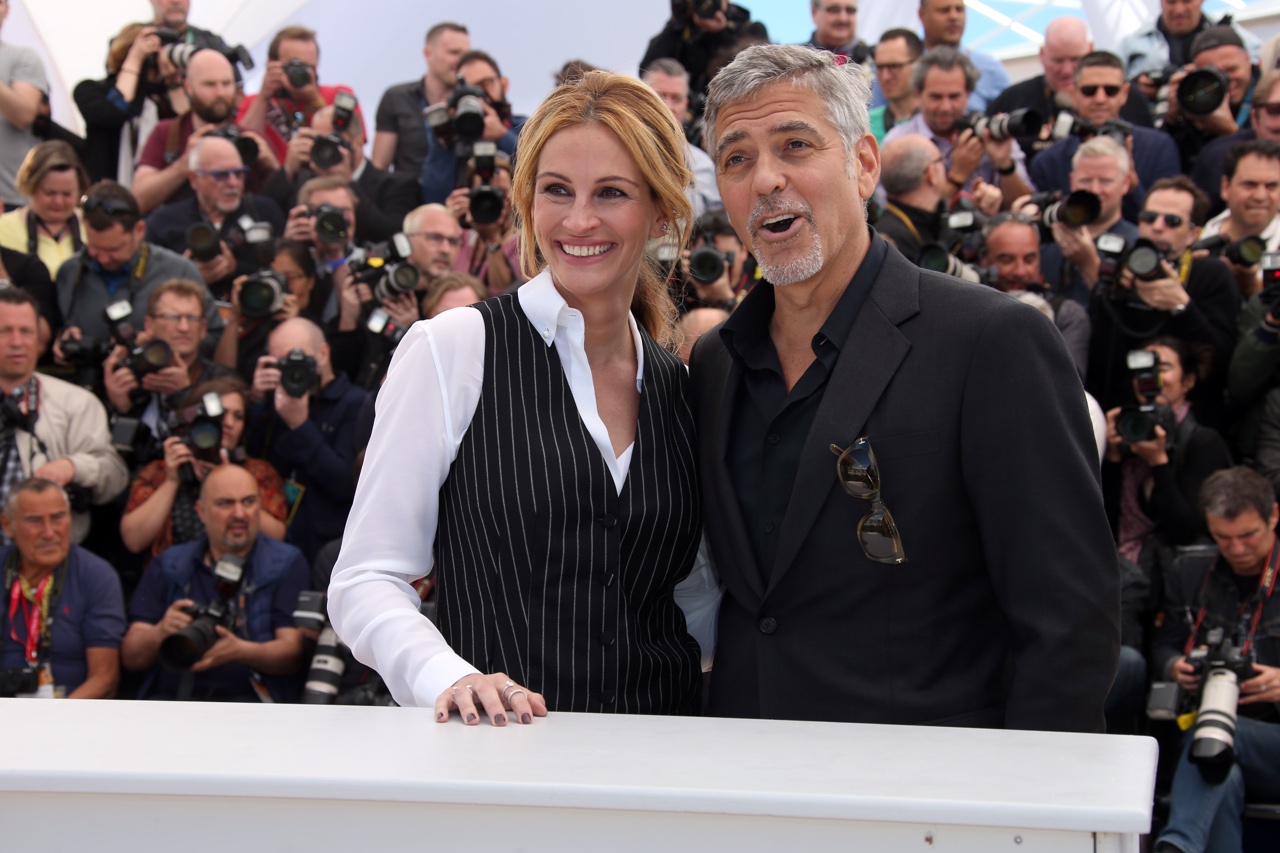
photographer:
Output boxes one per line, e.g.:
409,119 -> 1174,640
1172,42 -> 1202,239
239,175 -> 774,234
131,50 -> 277,214
882,48 -> 1032,208
801,1 -> 869,65
0,140 -> 89,280
1029,52 -> 1180,225
1151,467 -> 1280,853
1195,139 -> 1280,298
144,137 -> 286,300
441,150 -> 523,297
0,245 -> 56,353
1086,177 -> 1240,423
1163,27 -> 1262,174
420,50 -> 527,207
120,376 -> 287,557
676,209 -> 755,313
402,204 -> 462,304
265,103 -> 417,246
1192,70 -> 1280,219
245,318 -> 365,562
0,478 -> 124,699
121,464 -> 309,701
641,0 -> 758,103
1120,1 -> 1260,98
235,26 -> 364,165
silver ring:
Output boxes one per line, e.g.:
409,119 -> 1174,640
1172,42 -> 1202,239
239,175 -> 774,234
501,681 -> 517,701
465,684 -> 474,694
451,685 -> 459,696
507,689 -> 526,703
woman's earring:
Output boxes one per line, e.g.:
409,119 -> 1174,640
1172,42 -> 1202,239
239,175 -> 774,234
661,222 -> 670,234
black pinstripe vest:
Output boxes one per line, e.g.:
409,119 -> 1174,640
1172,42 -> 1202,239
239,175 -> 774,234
435,295 -> 702,714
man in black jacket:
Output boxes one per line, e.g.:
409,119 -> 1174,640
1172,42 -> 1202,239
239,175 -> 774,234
641,1 -> 764,102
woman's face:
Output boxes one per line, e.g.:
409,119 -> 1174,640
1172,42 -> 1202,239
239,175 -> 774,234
272,252 -> 315,309
1144,344 -> 1194,409
532,123 -> 664,304
220,392 -> 246,449
30,169 -> 79,225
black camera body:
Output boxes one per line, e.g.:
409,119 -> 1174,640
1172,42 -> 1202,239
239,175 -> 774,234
468,141 -> 506,226
164,391 -> 225,464
277,348 -> 319,398
0,665 -> 39,697
309,133 -> 350,170
348,233 -> 419,304
1190,233 -> 1266,268
158,556 -> 245,671
672,0 -> 721,18
240,269 -> 290,319
60,335 -> 112,366
1116,348 -> 1177,446
427,77 -> 490,146
186,221 -> 221,262
1178,67 -> 1231,117
281,58 -> 313,90
205,124 -> 259,166
1026,189 -> 1102,233
1052,114 -> 1132,146
1096,234 -> 1166,303
308,203 -> 349,246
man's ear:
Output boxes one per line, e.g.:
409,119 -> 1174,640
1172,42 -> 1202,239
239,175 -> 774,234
133,219 -> 148,242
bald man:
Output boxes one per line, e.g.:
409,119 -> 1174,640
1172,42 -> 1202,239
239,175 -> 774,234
987,16 -> 1155,167
133,49 -> 278,212
876,134 -> 950,264
246,318 -> 367,561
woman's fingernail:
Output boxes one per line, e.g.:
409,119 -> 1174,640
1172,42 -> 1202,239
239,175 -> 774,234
495,714 -> 506,725
521,713 -> 531,725
437,711 -> 445,721
466,713 -> 477,723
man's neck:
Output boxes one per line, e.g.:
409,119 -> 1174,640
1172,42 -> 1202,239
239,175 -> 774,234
770,230 -> 869,352
424,75 -> 452,106
17,559 -> 57,584
925,37 -> 958,51
1224,213 -> 1268,239
887,95 -> 919,122
890,191 -> 940,213
0,373 -> 32,397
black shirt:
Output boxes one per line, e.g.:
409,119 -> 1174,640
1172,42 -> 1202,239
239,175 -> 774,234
144,195 -> 286,301
720,232 -> 886,583
0,245 -> 58,330
374,79 -> 430,177
875,201 -> 940,266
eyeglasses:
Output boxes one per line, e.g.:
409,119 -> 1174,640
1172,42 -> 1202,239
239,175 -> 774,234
821,4 -> 857,14
1138,210 -> 1184,228
1254,102 -> 1280,117
1079,84 -> 1122,98
829,437 -> 907,565
410,231 -> 463,248
151,312 -> 203,326
195,167 -> 250,183
876,61 -> 914,73
81,195 -> 135,216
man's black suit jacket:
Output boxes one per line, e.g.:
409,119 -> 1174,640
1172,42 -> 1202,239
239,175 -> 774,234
689,244 -> 1121,733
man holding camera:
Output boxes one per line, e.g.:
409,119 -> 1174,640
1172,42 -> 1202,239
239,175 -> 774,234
246,318 -> 364,563
402,203 -> 462,299
52,181 -> 223,365
0,477 -> 124,699
1196,139 -> 1280,298
236,26 -> 364,165
1151,466 -> 1280,853
877,133 -> 961,264
145,138 -> 286,301
0,288 -> 128,544
372,23 -> 470,177
121,464 -> 309,701
641,0 -> 760,103
1029,52 -> 1180,225
132,50 -> 277,214
1120,0 -> 1260,100
801,1 -> 868,66
1193,70 -> 1280,219
883,48 -> 1032,208
1163,27 -> 1261,175
147,0 -> 230,54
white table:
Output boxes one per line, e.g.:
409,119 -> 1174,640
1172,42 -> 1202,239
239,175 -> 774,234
0,699 -> 1156,852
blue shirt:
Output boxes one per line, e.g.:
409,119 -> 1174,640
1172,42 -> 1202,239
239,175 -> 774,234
1029,127 -> 1181,225
0,546 -> 124,696
883,111 -> 1032,193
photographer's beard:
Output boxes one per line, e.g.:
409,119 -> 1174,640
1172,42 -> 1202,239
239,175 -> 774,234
191,94 -> 234,125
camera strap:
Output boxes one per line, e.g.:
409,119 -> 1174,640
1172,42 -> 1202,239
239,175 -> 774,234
27,209 -> 82,257
1185,540 -> 1280,656
884,204 -> 923,245
3,549 -> 68,667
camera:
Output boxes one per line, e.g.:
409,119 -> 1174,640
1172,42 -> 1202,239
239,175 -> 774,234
281,58 -> 313,90
164,391 -> 225,464
158,555 -> 245,671
468,141 -> 506,226
1189,234 -> 1267,268
1115,348 -> 1177,446
1263,253 -> 1280,303
239,270 -> 289,319
60,335 -> 112,366
672,0 -> 721,17
1147,65 -> 1180,89
919,244 -> 982,282
1096,234 -> 1166,302
185,221 -> 221,262
366,307 -> 408,347
102,299 -> 174,381
348,233 -> 420,304
277,348 -> 319,398
427,77 -> 490,146
1050,114 -> 1132,146
958,108 -> 1041,142
205,124 -> 259,166
309,133 -> 349,170
0,666 -> 39,697
688,226 -> 736,284
308,203 -> 349,246
1178,67 -> 1231,117
1187,627 -> 1259,783
1026,189 -> 1102,230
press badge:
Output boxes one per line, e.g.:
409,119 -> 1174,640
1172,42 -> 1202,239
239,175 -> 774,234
19,663 -> 56,699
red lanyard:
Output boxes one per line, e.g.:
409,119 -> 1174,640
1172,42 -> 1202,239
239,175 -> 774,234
8,575 -> 48,665
1185,542 -> 1280,656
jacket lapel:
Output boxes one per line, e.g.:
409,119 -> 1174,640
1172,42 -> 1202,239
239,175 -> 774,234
766,251 -> 920,597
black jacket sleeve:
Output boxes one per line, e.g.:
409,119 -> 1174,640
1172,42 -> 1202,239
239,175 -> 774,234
1146,425 -> 1234,544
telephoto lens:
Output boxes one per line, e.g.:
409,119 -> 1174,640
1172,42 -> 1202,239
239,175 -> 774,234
688,245 -> 729,284
970,108 -> 1041,141
120,339 -> 174,379
1040,190 -> 1102,229
1225,235 -> 1266,267
185,222 -> 221,262
311,204 -> 349,245
302,627 -> 348,704
919,245 -> 981,282
158,608 -> 220,670
239,270 -> 289,319
373,264 -> 420,304
452,95 -> 486,143
1177,67 -> 1230,117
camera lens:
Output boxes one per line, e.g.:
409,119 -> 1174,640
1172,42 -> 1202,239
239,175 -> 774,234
186,222 -> 221,262
285,61 -> 312,89
688,246 -> 727,284
313,209 -> 348,245
452,95 -> 486,142
158,616 -> 218,670
1126,240 -> 1164,279
1177,67 -> 1230,117
239,272 -> 287,319
232,135 -> 259,165
986,108 -> 1041,141
1044,190 -> 1102,229
468,186 -> 505,226
1116,408 -> 1155,444
137,339 -> 174,373
310,136 -> 343,170
1225,235 -> 1267,267
186,420 -> 223,459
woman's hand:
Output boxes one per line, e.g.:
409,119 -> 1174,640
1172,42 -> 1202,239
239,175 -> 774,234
435,672 -> 548,726
162,436 -> 194,483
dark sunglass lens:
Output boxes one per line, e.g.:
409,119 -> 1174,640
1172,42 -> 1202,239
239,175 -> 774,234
859,508 -> 906,564
1165,214 -> 1182,227
1138,211 -> 1157,224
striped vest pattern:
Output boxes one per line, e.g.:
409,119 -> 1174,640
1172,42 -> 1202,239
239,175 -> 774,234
435,295 -> 702,714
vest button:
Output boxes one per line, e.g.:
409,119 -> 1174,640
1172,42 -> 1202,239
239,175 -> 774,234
600,630 -> 616,646
599,513 -> 618,528
759,617 -> 778,634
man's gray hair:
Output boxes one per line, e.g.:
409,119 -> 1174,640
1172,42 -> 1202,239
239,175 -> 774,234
703,44 -> 872,165
643,57 -> 689,83
187,136 -> 240,173
403,203 -> 449,233
1200,467 -> 1277,523
1071,135 -> 1131,177
910,47 -> 979,94
880,136 -> 934,197
3,478 -> 71,518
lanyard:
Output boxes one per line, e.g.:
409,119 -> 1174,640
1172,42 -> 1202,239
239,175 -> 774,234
1184,541 -> 1280,656
8,575 -> 48,665
884,203 -> 923,244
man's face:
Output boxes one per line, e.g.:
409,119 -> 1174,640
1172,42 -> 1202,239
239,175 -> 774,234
1208,507 -> 1279,576
1222,153 -> 1280,233
408,208 -> 462,279
425,30 -> 471,88
919,0 -> 965,47
185,55 -> 237,125
1070,155 -> 1127,224
1252,81 -> 1280,142
920,66 -> 970,136
1,489 -> 71,575
0,302 -> 39,385
150,0 -> 189,28
714,81 -> 879,287
812,2 -> 858,48
267,322 -> 327,374
983,222 -> 1042,292
1161,0 -> 1204,37
1040,31 -> 1090,94
144,292 -> 206,361
305,188 -> 356,244
85,221 -> 145,272
459,59 -> 508,107
1071,66 -> 1128,126
190,140 -> 245,217
1140,188 -> 1199,255
647,72 -> 689,121
277,38 -> 319,94
197,468 -> 260,557
1195,46 -> 1253,107
874,37 -> 916,102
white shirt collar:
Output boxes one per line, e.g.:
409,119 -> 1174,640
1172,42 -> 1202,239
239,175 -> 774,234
517,269 -> 645,390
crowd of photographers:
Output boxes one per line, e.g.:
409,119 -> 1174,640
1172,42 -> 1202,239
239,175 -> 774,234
2,0 -> 1280,848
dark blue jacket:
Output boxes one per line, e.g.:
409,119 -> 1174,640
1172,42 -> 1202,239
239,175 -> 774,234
1029,126 -> 1181,224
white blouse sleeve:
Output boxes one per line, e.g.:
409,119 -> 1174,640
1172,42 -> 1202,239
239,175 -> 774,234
327,307 -> 486,708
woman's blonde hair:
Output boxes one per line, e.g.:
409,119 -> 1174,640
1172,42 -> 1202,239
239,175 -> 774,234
107,23 -> 148,76
16,140 -> 90,200
511,70 -> 692,350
